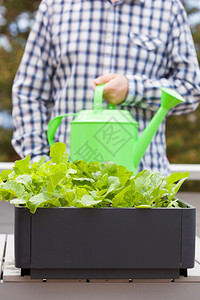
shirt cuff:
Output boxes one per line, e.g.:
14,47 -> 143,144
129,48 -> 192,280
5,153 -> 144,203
123,74 -> 145,106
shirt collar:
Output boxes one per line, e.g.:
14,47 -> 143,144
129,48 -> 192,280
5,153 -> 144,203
86,0 -> 145,3
117,0 -> 145,3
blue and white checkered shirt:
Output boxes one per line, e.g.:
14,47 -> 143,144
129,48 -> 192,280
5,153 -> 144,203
12,0 -> 200,175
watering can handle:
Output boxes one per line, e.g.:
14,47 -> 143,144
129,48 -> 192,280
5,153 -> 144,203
94,84 -> 116,110
47,84 -> 117,146
47,113 -> 77,146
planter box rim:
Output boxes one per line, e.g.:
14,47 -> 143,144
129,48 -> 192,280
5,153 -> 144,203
14,199 -> 194,211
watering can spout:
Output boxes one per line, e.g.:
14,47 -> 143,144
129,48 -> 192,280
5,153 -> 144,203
132,88 -> 185,171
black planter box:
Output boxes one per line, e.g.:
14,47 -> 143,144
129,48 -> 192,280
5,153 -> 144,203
14,201 -> 196,279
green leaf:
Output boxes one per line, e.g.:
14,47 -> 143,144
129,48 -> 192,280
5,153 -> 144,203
28,193 -> 49,210
46,171 -> 66,196
28,193 -> 61,213
72,177 -> 95,183
0,169 -> 13,181
167,172 -> 190,185
59,188 -> 75,207
116,165 -> 133,186
0,180 -> 26,200
68,168 -> 77,175
78,194 -> 102,207
167,177 -> 188,202
99,161 -> 117,176
15,175 -> 33,192
133,170 -> 152,191
10,198 -> 27,205
13,155 -> 31,174
31,157 -> 46,172
94,173 -> 108,190
131,190 -> 149,207
150,172 -> 164,187
72,160 -> 88,173
92,171 -> 101,181
75,187 -> 89,199
135,205 -> 152,209
50,142 -> 69,164
107,176 -> 121,188
166,199 -> 180,208
111,185 -> 131,207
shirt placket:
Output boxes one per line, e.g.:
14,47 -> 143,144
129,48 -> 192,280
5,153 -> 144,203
102,2 -> 116,74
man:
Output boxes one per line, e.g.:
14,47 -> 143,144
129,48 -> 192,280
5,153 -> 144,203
12,0 -> 200,175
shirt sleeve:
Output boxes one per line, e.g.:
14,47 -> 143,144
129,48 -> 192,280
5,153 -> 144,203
12,0 -> 53,161
123,2 -> 200,115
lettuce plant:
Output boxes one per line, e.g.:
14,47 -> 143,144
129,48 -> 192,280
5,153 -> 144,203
0,143 -> 189,213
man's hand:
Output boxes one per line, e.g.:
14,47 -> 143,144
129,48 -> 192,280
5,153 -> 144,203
94,73 -> 128,105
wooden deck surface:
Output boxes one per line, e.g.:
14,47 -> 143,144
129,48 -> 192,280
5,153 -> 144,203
0,234 -> 200,283
0,234 -> 200,300
0,192 -> 200,299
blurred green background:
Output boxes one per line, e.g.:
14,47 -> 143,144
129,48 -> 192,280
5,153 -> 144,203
0,0 -> 200,190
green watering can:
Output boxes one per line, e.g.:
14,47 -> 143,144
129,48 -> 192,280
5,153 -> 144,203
47,84 -> 185,174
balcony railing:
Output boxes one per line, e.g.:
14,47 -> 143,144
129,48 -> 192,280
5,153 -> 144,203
0,162 -> 200,180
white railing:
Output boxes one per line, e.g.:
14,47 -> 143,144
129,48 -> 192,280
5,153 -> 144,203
170,164 -> 200,181
0,162 -> 200,180
0,162 -> 14,171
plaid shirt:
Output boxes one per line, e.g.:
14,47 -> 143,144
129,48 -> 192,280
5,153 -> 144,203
12,0 -> 200,175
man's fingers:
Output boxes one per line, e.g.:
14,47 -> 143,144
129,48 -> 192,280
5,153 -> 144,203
94,73 -> 116,85
93,74 -> 128,105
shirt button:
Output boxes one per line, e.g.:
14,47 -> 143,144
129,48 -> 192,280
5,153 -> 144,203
106,33 -> 112,39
